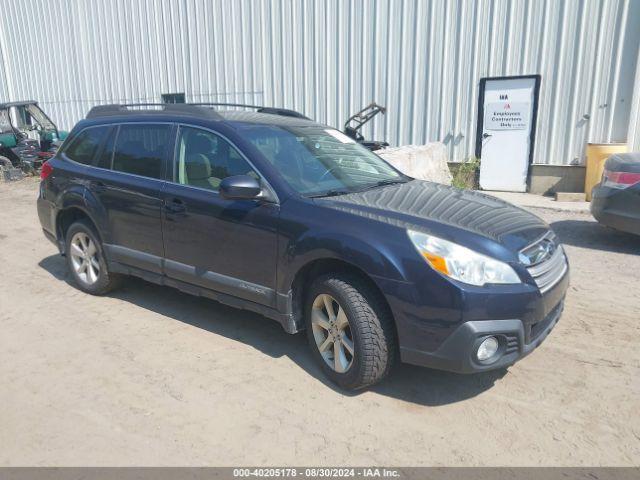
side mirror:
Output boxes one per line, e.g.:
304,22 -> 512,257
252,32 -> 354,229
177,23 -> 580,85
219,175 -> 263,200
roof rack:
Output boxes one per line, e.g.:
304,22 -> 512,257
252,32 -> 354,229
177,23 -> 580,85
86,103 -> 223,120
86,102 -> 310,121
190,103 -> 310,119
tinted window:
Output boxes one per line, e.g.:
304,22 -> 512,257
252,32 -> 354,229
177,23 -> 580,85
112,124 -> 170,179
95,128 -> 116,169
175,127 -> 256,191
64,127 -> 110,165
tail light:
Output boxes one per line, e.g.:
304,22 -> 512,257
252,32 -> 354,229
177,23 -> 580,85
40,161 -> 53,180
602,169 -> 640,189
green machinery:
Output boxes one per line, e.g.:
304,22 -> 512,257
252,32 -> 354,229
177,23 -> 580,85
0,101 -> 68,174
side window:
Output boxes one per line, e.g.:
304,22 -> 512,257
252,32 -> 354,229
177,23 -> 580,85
95,127 -> 117,169
112,124 -> 170,179
63,127 -> 110,165
176,127 -> 256,191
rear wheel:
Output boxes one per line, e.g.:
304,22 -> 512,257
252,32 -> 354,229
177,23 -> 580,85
305,273 -> 396,390
65,220 -> 121,295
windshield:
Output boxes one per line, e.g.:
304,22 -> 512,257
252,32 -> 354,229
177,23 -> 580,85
0,109 -> 12,134
240,125 -> 407,196
25,104 -> 56,131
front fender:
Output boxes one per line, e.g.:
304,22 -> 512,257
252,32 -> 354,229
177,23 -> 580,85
278,228 -> 412,295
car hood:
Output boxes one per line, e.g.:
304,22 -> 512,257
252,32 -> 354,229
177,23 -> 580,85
315,180 -> 550,252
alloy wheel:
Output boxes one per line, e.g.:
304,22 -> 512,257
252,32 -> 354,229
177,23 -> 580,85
311,293 -> 354,373
69,232 -> 100,285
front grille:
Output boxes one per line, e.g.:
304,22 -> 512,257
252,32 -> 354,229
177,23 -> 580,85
523,233 -> 568,293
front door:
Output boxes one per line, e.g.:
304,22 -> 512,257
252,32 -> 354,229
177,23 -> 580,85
478,76 -> 539,192
161,125 -> 279,307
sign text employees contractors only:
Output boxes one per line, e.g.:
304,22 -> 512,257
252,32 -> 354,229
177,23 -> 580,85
484,101 -> 531,130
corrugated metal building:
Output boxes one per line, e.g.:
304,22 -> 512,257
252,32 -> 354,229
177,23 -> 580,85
1,0 -> 639,164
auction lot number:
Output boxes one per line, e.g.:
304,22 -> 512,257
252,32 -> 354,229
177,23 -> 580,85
233,468 -> 400,478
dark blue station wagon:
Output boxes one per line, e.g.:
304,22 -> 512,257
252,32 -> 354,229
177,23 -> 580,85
37,104 -> 569,389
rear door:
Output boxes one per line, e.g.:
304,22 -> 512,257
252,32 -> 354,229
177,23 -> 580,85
89,123 -> 173,273
41,125 -> 113,235
161,125 -> 279,306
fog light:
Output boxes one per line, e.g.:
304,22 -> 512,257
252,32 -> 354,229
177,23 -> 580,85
477,336 -> 499,361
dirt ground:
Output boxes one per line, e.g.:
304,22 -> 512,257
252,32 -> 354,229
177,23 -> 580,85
1,177 -> 639,466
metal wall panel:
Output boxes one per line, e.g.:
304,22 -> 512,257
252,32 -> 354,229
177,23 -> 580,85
0,0 -> 638,164
628,42 -> 640,152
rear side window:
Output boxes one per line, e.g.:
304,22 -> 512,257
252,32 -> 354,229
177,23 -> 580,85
64,127 -> 110,165
112,124 -> 170,179
95,128 -> 117,170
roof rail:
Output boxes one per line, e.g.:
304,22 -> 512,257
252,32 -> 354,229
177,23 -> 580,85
0,100 -> 39,109
86,102 -> 310,121
190,103 -> 310,119
86,103 -> 223,120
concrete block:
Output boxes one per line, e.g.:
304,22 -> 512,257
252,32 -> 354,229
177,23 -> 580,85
380,143 -> 452,185
555,192 -> 586,202
448,162 -> 587,194
528,164 -> 586,194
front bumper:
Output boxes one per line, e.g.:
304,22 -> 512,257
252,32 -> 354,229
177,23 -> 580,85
400,299 -> 564,373
378,253 -> 569,374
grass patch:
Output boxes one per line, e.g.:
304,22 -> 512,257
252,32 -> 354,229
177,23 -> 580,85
451,157 -> 480,190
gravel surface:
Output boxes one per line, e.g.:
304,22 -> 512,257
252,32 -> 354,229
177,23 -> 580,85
1,178 -> 639,466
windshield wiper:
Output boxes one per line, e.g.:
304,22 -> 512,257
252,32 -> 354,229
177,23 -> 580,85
358,178 -> 408,192
308,189 -> 352,198
308,179 -> 409,198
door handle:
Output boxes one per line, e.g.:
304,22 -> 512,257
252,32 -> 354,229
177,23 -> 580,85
482,132 -> 492,139
164,198 -> 187,214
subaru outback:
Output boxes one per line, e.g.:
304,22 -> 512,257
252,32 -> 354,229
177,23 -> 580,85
37,103 -> 569,390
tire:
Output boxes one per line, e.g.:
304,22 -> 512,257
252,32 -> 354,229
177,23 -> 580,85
65,219 -> 122,295
305,273 -> 397,390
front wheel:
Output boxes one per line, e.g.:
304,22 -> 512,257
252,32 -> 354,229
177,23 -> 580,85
305,274 -> 397,390
65,220 -> 122,295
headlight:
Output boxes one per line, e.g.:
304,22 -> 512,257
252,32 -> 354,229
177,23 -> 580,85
407,230 -> 521,286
